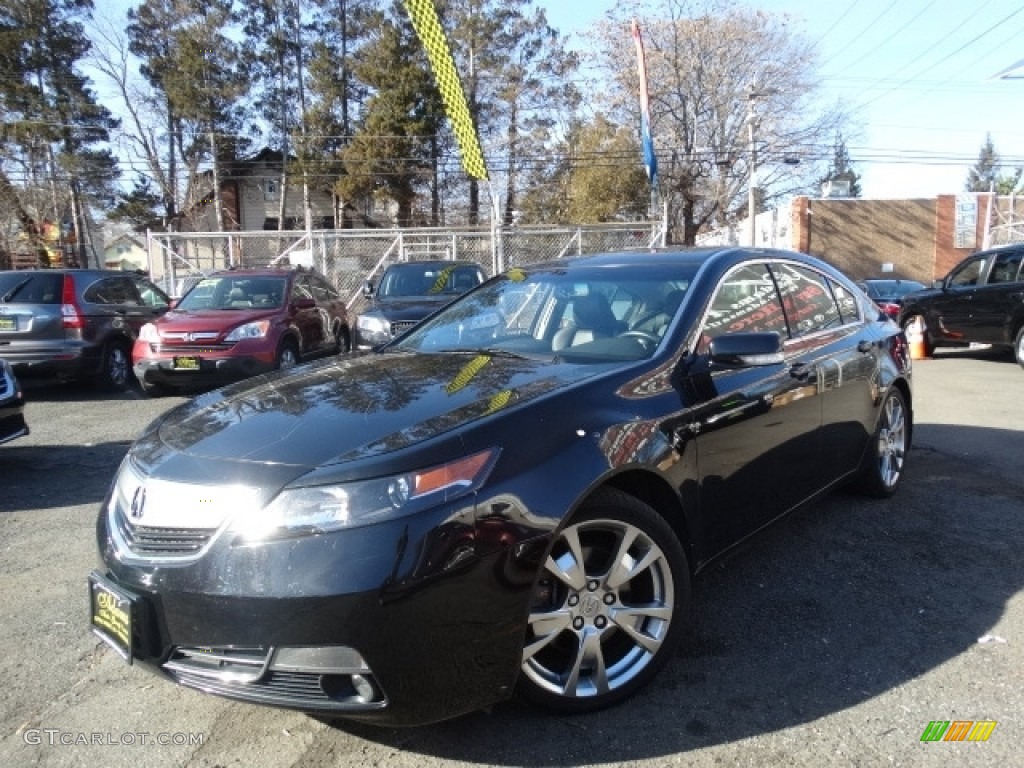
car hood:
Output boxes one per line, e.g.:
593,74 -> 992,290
156,307 -> 279,331
148,351 -> 603,470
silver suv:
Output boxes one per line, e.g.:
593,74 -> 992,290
0,269 -> 171,389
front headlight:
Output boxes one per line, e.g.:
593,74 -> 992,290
139,323 -> 160,343
232,448 -> 499,541
356,314 -> 388,334
225,320 -> 271,342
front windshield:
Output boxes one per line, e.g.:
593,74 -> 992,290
393,265 -> 696,363
177,276 -> 288,311
378,263 -> 483,298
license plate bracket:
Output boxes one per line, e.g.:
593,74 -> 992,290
88,572 -> 135,663
173,356 -> 201,370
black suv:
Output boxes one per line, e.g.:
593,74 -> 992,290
354,260 -> 486,350
0,269 -> 171,389
899,244 -> 1024,367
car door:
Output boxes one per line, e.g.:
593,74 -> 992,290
81,275 -> 160,343
930,253 -> 992,342
967,248 -> 1024,344
680,262 -> 823,556
772,263 -> 879,483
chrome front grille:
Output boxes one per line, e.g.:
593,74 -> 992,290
113,505 -> 214,556
390,321 -> 417,337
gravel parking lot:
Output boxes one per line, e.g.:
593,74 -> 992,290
1,347 -> 1021,768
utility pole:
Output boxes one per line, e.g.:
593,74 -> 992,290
747,85 -> 758,247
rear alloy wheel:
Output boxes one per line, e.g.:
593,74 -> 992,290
276,339 -> 299,370
96,340 -> 132,390
1015,326 -> 1024,370
855,387 -> 909,498
517,488 -> 689,714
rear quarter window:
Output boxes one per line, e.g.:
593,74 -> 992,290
0,273 -> 63,304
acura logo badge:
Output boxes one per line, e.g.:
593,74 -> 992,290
130,486 -> 146,520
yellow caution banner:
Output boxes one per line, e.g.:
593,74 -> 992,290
403,0 -> 489,180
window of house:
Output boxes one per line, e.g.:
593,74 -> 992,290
264,179 -> 279,201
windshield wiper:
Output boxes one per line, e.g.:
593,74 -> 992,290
1,277 -> 32,303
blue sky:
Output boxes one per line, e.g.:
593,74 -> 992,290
538,0 -> 1024,199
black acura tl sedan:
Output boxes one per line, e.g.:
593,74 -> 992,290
90,248 -> 912,727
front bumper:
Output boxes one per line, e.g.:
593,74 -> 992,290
94,487 -> 534,726
134,354 -> 275,390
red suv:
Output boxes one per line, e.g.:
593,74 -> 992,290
133,266 -> 352,395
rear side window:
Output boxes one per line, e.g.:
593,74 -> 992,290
0,273 -> 63,304
83,276 -> 141,306
772,263 -> 842,336
989,250 -> 1023,284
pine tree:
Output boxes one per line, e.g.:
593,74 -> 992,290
0,0 -> 119,266
338,1 -> 445,226
818,133 -> 862,198
966,133 -> 1022,194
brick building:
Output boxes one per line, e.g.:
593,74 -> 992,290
787,193 -> 1024,283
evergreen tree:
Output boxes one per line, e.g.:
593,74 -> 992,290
817,133 -> 861,197
0,0 -> 119,266
966,133 -> 1022,194
338,2 -> 445,226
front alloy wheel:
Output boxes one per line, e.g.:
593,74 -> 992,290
276,340 -> 299,370
518,489 -> 689,713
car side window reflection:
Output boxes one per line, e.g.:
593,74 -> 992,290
988,251 -> 1023,284
698,263 -> 786,354
772,263 -> 842,336
828,279 -> 860,324
948,257 -> 988,287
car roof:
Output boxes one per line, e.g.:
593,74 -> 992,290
384,260 -> 482,270
527,246 -> 823,272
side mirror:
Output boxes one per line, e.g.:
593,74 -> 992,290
709,332 -> 784,367
362,280 -> 375,298
932,278 -> 944,290
292,297 -> 316,311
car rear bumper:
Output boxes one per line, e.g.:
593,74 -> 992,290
4,346 -> 99,380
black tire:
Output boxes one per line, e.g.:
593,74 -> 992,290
1015,326 -> 1024,371
333,324 -> 351,355
95,339 -> 132,391
516,488 -> 690,714
275,338 -> 300,370
901,314 -> 934,357
854,387 -> 909,498
140,380 -> 166,397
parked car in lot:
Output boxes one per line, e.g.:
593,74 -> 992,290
0,358 -> 29,445
857,278 -> 927,320
898,243 -> 1024,367
90,247 -> 912,726
354,260 -> 486,349
133,265 -> 352,395
0,269 -> 171,389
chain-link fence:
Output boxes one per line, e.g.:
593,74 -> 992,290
148,223 -> 665,314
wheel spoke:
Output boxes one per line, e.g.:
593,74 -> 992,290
610,603 -> 671,653
544,527 -> 587,590
522,609 -> 571,661
564,630 -> 608,697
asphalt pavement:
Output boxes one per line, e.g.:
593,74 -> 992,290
0,345 -> 1020,767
